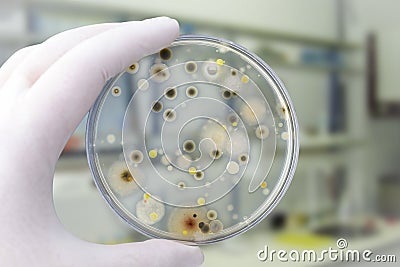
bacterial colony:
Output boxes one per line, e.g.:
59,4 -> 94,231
87,36 -> 298,244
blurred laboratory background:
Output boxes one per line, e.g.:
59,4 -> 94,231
1,0 -> 399,266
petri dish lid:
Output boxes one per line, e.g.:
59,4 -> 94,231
86,35 -> 299,244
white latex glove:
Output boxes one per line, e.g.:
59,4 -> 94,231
0,17 -> 203,267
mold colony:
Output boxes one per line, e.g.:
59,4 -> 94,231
186,86 -> 198,98
88,37 -> 298,243
168,208 -> 223,238
107,162 -> 138,197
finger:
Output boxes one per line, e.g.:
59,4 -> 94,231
6,23 -> 125,90
0,45 -> 37,88
26,17 -> 179,155
84,239 -> 204,267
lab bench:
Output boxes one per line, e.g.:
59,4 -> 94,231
54,156 -> 399,267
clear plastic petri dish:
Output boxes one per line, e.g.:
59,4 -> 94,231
86,35 -> 299,244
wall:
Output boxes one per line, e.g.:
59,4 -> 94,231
344,0 -> 400,210
346,0 -> 400,101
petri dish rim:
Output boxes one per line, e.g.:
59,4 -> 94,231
86,34 -> 299,245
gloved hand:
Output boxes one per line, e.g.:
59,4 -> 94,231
0,17 -> 203,267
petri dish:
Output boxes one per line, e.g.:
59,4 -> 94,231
86,35 -> 299,244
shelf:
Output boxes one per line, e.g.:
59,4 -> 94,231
29,0 -> 361,50
300,134 -> 360,152
0,31 -> 42,45
266,59 -> 363,74
194,22 -> 360,50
